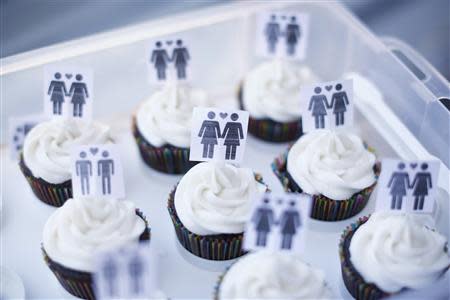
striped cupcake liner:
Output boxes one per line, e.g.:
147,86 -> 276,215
19,155 -> 72,207
237,84 -> 302,143
271,146 -> 381,221
167,174 -> 266,261
132,118 -> 197,174
212,265 -> 229,299
42,210 -> 151,300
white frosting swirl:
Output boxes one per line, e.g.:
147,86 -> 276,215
43,197 -> 146,272
243,60 -> 317,123
174,162 -> 266,235
287,129 -> 376,200
350,212 -> 449,293
23,119 -> 111,184
136,83 -> 208,148
219,251 -> 333,299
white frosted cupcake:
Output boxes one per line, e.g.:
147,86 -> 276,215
167,162 -> 266,260
19,118 -> 112,206
133,83 -> 209,174
239,60 -> 317,142
215,251 -> 333,299
42,197 -> 150,299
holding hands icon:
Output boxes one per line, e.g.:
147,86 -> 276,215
150,39 -> 190,81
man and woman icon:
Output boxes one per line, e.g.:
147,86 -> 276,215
308,83 -> 349,129
47,72 -> 89,117
198,111 -> 244,160
251,198 -> 301,250
75,150 -> 115,196
150,39 -> 190,81
388,162 -> 432,210
265,14 -> 300,56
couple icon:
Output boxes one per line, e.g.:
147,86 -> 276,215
198,111 -> 244,160
48,72 -> 89,117
150,39 -> 190,81
265,14 -> 301,56
75,150 -> 114,196
101,254 -> 144,296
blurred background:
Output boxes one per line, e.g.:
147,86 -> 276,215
1,0 -> 449,80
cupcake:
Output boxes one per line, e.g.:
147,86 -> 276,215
340,212 -> 449,300
239,60 -> 317,142
214,250 -> 333,299
272,129 -> 380,221
167,161 -> 266,260
20,118 -> 112,207
133,83 -> 209,174
42,197 -> 150,299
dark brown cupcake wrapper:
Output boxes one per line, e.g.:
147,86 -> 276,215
271,145 -> 381,221
19,155 -> 72,207
167,173 -> 266,261
238,84 -> 303,143
43,209 -> 151,300
132,118 -> 197,174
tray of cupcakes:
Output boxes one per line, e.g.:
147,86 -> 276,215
1,1 -> 449,299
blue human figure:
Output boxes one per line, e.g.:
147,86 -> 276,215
308,86 -> 329,129
221,113 -> 244,160
75,151 -> 92,195
279,200 -> 301,250
68,74 -> 89,117
48,72 -> 67,115
387,162 -> 410,210
285,16 -> 301,56
265,14 -> 281,54
251,198 -> 275,247
171,39 -> 190,80
330,83 -> 349,126
102,257 -> 118,297
198,111 -> 221,159
411,163 -> 432,210
151,41 -> 170,80
128,254 -> 144,294
98,151 -> 114,195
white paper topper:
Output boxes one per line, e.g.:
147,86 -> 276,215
375,158 -> 440,214
43,65 -> 93,120
147,36 -> 192,84
299,79 -> 354,132
94,243 -> 157,299
8,114 -> 45,160
243,192 -> 311,253
70,144 -> 125,199
255,11 -> 309,60
189,107 -> 249,164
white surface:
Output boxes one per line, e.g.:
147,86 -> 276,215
1,100 -> 449,299
0,266 -> 25,299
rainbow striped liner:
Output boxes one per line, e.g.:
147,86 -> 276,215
212,265 -> 229,299
132,118 -> 197,174
167,174 -> 265,261
19,155 -> 72,207
238,85 -> 302,143
271,147 -> 381,221
42,210 -> 151,300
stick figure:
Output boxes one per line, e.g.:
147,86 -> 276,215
128,254 -> 144,294
222,113 -> 244,160
265,14 -> 281,54
251,198 -> 275,247
387,162 -> 410,210
285,16 -> 301,56
308,86 -> 329,129
171,39 -> 190,80
279,200 -> 301,250
411,163 -> 432,210
102,257 -> 118,296
150,41 -> 170,80
98,151 -> 114,195
68,74 -> 89,117
48,72 -> 67,115
330,83 -> 349,126
198,111 -> 221,159
75,151 -> 92,195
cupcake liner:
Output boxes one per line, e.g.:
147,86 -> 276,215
271,146 -> 381,221
212,265 -> 228,300
167,174 -> 265,261
19,155 -> 72,207
238,84 -> 302,143
132,118 -> 197,174
42,210 -> 151,300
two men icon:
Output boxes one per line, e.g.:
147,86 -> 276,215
150,39 -> 190,81
265,14 -> 301,56
75,150 -> 114,196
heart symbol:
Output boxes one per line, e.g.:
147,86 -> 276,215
166,40 -> 173,46
410,163 -> 418,169
219,112 -> 228,119
65,73 -> 72,79
281,15 -> 287,20
90,147 -> 99,156
325,85 -> 332,91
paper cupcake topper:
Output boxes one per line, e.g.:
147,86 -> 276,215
189,107 -> 249,164
299,79 -> 354,132
255,11 -> 309,60
70,144 -> 125,199
43,65 -> 93,120
8,114 -> 45,159
375,158 -> 440,214
243,192 -> 311,253
93,243 -> 158,299
147,36 -> 192,84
